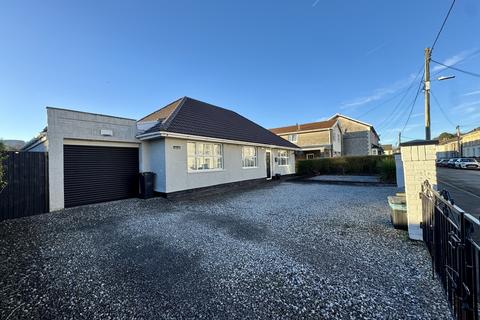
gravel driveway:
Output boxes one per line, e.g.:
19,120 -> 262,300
0,182 -> 451,319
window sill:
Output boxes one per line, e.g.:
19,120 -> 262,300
188,169 -> 225,174
242,166 -> 259,169
278,164 -> 290,167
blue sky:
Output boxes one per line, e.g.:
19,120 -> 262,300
1,0 -> 479,144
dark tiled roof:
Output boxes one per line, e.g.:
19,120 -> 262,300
270,119 -> 337,134
138,98 -> 183,123
140,97 -> 298,149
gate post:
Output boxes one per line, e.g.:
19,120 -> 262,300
400,140 -> 438,240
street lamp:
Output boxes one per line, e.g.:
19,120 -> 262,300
437,75 -> 456,81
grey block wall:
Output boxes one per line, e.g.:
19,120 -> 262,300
342,131 -> 369,156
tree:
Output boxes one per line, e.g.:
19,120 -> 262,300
438,132 -> 455,142
0,140 -> 7,193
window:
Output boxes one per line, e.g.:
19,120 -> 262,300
187,142 -> 223,171
278,150 -> 289,166
288,134 -> 298,142
242,146 -> 257,168
306,153 -> 314,160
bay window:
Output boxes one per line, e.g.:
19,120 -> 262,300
187,142 -> 223,171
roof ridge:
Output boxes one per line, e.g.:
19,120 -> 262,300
270,118 -> 336,131
137,97 -> 184,122
161,96 -> 188,130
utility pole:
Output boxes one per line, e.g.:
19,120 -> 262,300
424,47 -> 431,140
456,125 -> 461,157
398,131 -> 401,147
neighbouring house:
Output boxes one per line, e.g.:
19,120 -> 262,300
270,114 -> 381,158
23,97 -> 298,211
382,144 -> 394,155
436,137 -> 460,159
270,119 -> 342,159
435,127 -> 480,159
461,127 -> 480,157
329,114 -> 382,156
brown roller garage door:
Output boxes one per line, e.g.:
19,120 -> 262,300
64,145 -> 139,208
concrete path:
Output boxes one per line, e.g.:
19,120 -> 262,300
306,175 -> 381,185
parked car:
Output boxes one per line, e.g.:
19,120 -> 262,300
436,159 -> 448,167
454,158 -> 464,168
457,158 -> 480,169
446,158 -> 459,168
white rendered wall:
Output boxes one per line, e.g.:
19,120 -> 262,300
272,149 -> 296,176
154,137 -> 295,193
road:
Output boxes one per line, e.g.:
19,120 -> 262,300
437,167 -> 480,216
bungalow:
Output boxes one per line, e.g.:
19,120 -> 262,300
23,97 -> 298,211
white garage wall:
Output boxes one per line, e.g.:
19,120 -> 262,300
46,107 -> 139,211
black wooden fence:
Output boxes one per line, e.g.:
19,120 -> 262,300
0,151 -> 49,221
421,180 -> 479,320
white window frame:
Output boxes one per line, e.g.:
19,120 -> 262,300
187,141 -> 223,172
242,146 -> 258,168
306,153 -> 314,160
287,134 -> 298,142
278,150 -> 289,166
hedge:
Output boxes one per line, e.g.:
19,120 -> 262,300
297,155 -> 396,182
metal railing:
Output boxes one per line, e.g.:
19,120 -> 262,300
421,180 -> 480,320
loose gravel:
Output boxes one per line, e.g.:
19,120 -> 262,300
0,182 -> 452,319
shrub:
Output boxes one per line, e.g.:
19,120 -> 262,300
377,157 -> 396,183
297,155 -> 395,178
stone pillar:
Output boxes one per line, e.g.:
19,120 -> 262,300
400,140 -> 438,240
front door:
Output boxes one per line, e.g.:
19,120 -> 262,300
266,150 -> 272,179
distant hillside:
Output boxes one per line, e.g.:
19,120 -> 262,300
2,140 -> 25,151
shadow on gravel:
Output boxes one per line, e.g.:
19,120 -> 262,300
185,214 -> 268,242
109,238 -> 205,295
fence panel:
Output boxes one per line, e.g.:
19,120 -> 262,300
0,151 -> 49,221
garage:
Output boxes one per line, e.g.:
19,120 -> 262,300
64,145 -> 139,208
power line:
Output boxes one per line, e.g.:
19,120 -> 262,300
356,83 -> 418,119
401,80 -> 423,133
431,59 -> 480,78
376,66 -> 424,130
430,90 -> 456,128
431,0 -> 457,53
431,49 -> 480,77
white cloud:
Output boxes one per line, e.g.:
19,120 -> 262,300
340,73 -> 417,109
463,90 -> 480,97
432,48 -> 480,73
365,42 -> 387,56
452,100 -> 480,112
